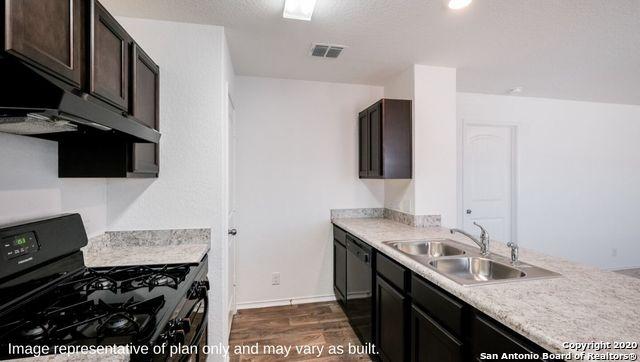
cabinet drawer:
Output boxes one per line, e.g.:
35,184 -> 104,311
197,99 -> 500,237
333,225 -> 347,246
377,253 -> 407,292
411,275 -> 464,337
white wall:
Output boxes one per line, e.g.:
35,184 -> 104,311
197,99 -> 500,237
413,65 -> 458,226
106,17 -> 225,232
458,93 -> 640,269
0,134 -> 107,237
383,65 -> 458,227
105,17 -> 233,359
235,76 -> 384,306
383,67 -> 416,213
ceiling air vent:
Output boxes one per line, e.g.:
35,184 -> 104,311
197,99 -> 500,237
311,43 -> 345,58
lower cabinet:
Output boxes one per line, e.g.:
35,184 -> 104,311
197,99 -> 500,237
375,276 -> 407,362
410,305 -> 463,362
471,314 -> 548,361
331,224 -> 552,362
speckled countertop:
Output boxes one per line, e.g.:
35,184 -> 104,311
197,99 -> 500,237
83,243 -> 209,267
82,229 -> 210,267
332,218 -> 640,356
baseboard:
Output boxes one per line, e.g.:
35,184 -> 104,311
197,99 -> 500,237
236,294 -> 336,310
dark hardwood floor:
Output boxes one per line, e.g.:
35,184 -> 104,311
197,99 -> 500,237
229,301 -> 372,361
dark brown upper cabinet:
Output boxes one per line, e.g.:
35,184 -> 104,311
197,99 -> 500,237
89,0 -> 129,111
359,99 -> 412,179
130,44 -> 159,129
129,43 -> 160,175
3,0 -> 84,87
2,0 -> 161,178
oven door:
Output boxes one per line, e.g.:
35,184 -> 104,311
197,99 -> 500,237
162,281 -> 209,362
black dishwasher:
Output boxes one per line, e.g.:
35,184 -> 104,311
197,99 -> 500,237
346,235 -> 373,345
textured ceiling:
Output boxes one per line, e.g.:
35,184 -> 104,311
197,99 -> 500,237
101,0 -> 640,105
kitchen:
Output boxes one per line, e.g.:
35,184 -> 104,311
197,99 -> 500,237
0,0 -> 639,361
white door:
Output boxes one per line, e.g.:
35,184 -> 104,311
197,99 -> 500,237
462,124 -> 515,243
227,95 -> 238,328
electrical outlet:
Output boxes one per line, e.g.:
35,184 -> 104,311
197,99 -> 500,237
271,272 -> 280,285
611,248 -> 617,257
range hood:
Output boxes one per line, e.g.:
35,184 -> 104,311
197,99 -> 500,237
0,57 -> 160,144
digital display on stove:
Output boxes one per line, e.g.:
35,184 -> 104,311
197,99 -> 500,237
2,232 -> 38,260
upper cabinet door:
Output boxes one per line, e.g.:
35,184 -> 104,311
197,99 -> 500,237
130,43 -> 159,129
4,0 -> 83,87
358,111 -> 370,178
357,99 -> 412,179
129,43 -> 160,175
368,102 -> 383,178
90,0 -> 129,110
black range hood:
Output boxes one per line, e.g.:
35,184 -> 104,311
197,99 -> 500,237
0,57 -> 160,144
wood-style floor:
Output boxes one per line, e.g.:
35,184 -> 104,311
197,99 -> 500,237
228,301 -> 372,361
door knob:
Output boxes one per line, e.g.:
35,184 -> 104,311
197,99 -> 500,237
228,228 -> 237,236
466,209 -> 472,214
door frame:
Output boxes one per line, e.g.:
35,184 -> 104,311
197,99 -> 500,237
226,86 -> 238,328
457,120 -> 519,243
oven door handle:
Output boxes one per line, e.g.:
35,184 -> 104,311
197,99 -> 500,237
179,286 -> 209,362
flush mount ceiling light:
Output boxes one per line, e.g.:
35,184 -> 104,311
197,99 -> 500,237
283,0 -> 317,21
447,0 -> 472,10
508,86 -> 524,95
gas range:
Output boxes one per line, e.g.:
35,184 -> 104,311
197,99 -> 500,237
0,214 -> 209,361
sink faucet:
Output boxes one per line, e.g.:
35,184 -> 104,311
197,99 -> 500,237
506,242 -> 519,265
450,222 -> 490,256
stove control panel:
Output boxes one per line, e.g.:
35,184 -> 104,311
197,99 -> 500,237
2,232 -> 39,260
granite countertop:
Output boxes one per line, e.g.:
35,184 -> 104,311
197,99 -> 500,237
332,217 -> 640,356
82,229 -> 210,267
83,243 -> 209,267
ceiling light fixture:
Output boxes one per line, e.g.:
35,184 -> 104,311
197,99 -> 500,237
508,86 -> 524,95
283,0 -> 317,21
447,0 -> 472,10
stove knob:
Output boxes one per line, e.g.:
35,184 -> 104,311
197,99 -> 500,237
159,328 -> 185,346
171,329 -> 186,345
188,280 -> 209,299
170,318 -> 191,334
200,280 -> 210,290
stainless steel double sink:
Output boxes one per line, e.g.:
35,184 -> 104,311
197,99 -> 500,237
384,239 -> 560,286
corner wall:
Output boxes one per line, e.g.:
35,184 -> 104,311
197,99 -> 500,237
383,67 -> 416,213
413,65 -> 458,226
383,65 -> 458,227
